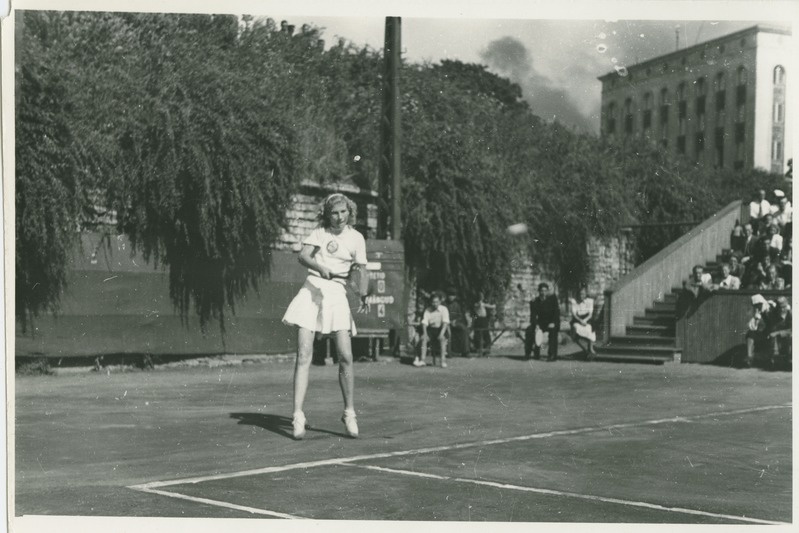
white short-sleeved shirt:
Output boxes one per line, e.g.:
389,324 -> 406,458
750,200 -> 771,219
422,305 -> 450,328
303,226 -> 367,284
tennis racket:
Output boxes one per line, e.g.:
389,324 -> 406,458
332,264 -> 372,313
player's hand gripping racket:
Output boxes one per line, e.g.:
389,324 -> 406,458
332,264 -> 372,314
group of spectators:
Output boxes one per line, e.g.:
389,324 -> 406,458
681,188 -> 792,368
409,289 -> 494,368
684,188 -> 792,298
745,294 -> 792,368
409,282 -> 599,368
730,188 -> 793,290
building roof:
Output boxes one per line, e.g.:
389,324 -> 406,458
597,24 -> 792,82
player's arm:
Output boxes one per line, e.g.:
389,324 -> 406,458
298,244 -> 333,279
351,263 -> 370,298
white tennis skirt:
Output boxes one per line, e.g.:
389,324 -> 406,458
282,276 -> 357,335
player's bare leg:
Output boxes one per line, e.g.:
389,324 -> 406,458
292,327 -> 314,439
417,335 -> 429,367
439,335 -> 448,368
335,330 -> 359,437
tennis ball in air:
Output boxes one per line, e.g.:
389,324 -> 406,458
506,223 -> 528,235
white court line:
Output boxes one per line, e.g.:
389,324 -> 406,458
347,464 -> 788,526
130,403 -> 791,491
131,486 -> 303,519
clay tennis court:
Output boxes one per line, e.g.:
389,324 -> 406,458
14,354 -> 792,524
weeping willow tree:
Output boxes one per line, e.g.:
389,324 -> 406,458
401,63 -> 530,305
17,12 -> 304,333
102,14 -> 300,332
15,12 -> 87,332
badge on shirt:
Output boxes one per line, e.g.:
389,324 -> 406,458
326,240 -> 339,254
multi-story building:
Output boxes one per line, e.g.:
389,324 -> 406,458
598,25 -> 792,174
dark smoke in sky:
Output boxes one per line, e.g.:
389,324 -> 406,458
479,20 -> 777,132
481,36 -> 595,132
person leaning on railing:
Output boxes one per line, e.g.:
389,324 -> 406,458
744,294 -> 772,368
767,296 -> 792,364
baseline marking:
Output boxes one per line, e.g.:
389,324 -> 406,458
130,403 -> 791,491
131,486 -> 303,519
348,464 -> 788,525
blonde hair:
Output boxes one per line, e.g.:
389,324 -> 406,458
318,193 -> 358,228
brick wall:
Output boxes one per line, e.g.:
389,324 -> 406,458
274,182 -> 379,252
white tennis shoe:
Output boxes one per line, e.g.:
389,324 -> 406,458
341,410 -> 359,438
292,412 -> 307,440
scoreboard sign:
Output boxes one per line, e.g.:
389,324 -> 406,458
346,239 -> 405,333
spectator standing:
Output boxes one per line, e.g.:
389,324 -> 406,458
472,292 -> 496,356
446,289 -> 471,357
418,292 -> 450,368
749,189 -> 772,232
767,223 -> 784,262
408,300 -> 426,360
740,223 -> 758,259
718,263 -> 741,290
730,221 -> 746,254
775,193 -> 792,253
767,296 -> 792,365
525,283 -> 561,361
745,294 -> 772,368
569,286 -> 597,360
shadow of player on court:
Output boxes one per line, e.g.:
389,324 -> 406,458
230,412 -> 350,440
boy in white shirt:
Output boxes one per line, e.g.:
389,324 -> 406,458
418,292 -> 450,368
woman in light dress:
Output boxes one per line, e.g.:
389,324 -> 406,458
282,193 -> 369,440
569,286 -> 597,360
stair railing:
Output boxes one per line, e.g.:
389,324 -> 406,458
602,200 -> 744,340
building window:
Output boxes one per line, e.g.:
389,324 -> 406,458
677,135 -> 686,154
715,127 -> 725,167
716,90 -> 726,112
774,65 -> 786,85
643,92 -> 652,130
715,72 -> 726,91
774,102 -> 784,123
736,140 -> 746,160
695,132 -> 705,156
658,87 -> 670,130
677,82 -> 686,101
695,77 -> 706,132
773,140 -> 783,161
624,98 -> 634,135
735,122 -> 745,143
606,102 -> 617,134
736,85 -> 746,106
737,66 -> 747,86
740,37 -> 746,48
719,44 -> 725,54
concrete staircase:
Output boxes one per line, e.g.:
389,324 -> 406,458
595,249 -> 731,364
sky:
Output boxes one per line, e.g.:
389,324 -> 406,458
260,14 -> 792,132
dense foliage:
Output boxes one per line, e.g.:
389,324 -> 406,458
17,11 -> 791,329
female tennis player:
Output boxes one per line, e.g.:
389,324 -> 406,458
282,193 -> 370,440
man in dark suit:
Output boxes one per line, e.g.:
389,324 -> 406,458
524,282 -> 561,361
